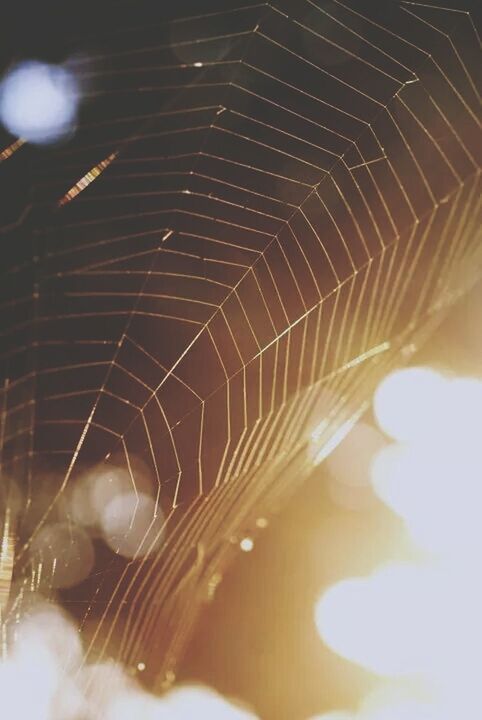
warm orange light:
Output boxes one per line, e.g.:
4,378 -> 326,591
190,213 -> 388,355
315,368 -> 482,718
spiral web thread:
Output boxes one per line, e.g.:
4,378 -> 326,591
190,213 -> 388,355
0,0 -> 481,683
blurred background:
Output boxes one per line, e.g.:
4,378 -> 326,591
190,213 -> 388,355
0,1 -> 481,718
180,277 -> 482,719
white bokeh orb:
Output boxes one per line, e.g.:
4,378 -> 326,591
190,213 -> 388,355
105,689 -> 166,720
315,563 -> 447,677
0,651 -> 58,720
80,661 -> 133,720
0,604 -> 82,720
373,367 -> 448,442
100,492 -> 164,559
0,60 -> 80,144
371,440 -> 482,557
30,522 -> 95,589
14,604 -> 83,673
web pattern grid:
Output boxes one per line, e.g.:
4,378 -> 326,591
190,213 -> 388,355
0,0 -> 481,684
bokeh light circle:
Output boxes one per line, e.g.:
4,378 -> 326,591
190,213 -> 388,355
0,60 -> 80,144
373,367 -> 447,442
100,492 -> 164,559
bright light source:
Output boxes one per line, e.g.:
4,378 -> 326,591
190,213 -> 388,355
0,652 -> 58,720
371,440 -> 482,558
362,698 -> 439,720
1,602 -> 259,720
314,563 -> 447,677
14,604 -> 83,673
106,685 -> 259,720
373,367 -> 447,442
317,369 -> 482,718
240,537 -> 254,552
310,695 -> 445,720
0,61 -> 80,144
80,661 -> 132,718
104,689 -> 163,720
162,685 -> 258,719
51,677 -> 87,720
444,376 -> 482,442
0,604 -> 84,720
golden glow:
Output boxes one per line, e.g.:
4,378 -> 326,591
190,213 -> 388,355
327,423 -> 386,489
0,137 -> 25,162
326,422 -> 386,511
0,509 -> 14,611
315,368 -> 482,718
58,152 -> 117,206
312,408 -> 366,466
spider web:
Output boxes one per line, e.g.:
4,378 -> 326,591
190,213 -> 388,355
0,0 -> 481,686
